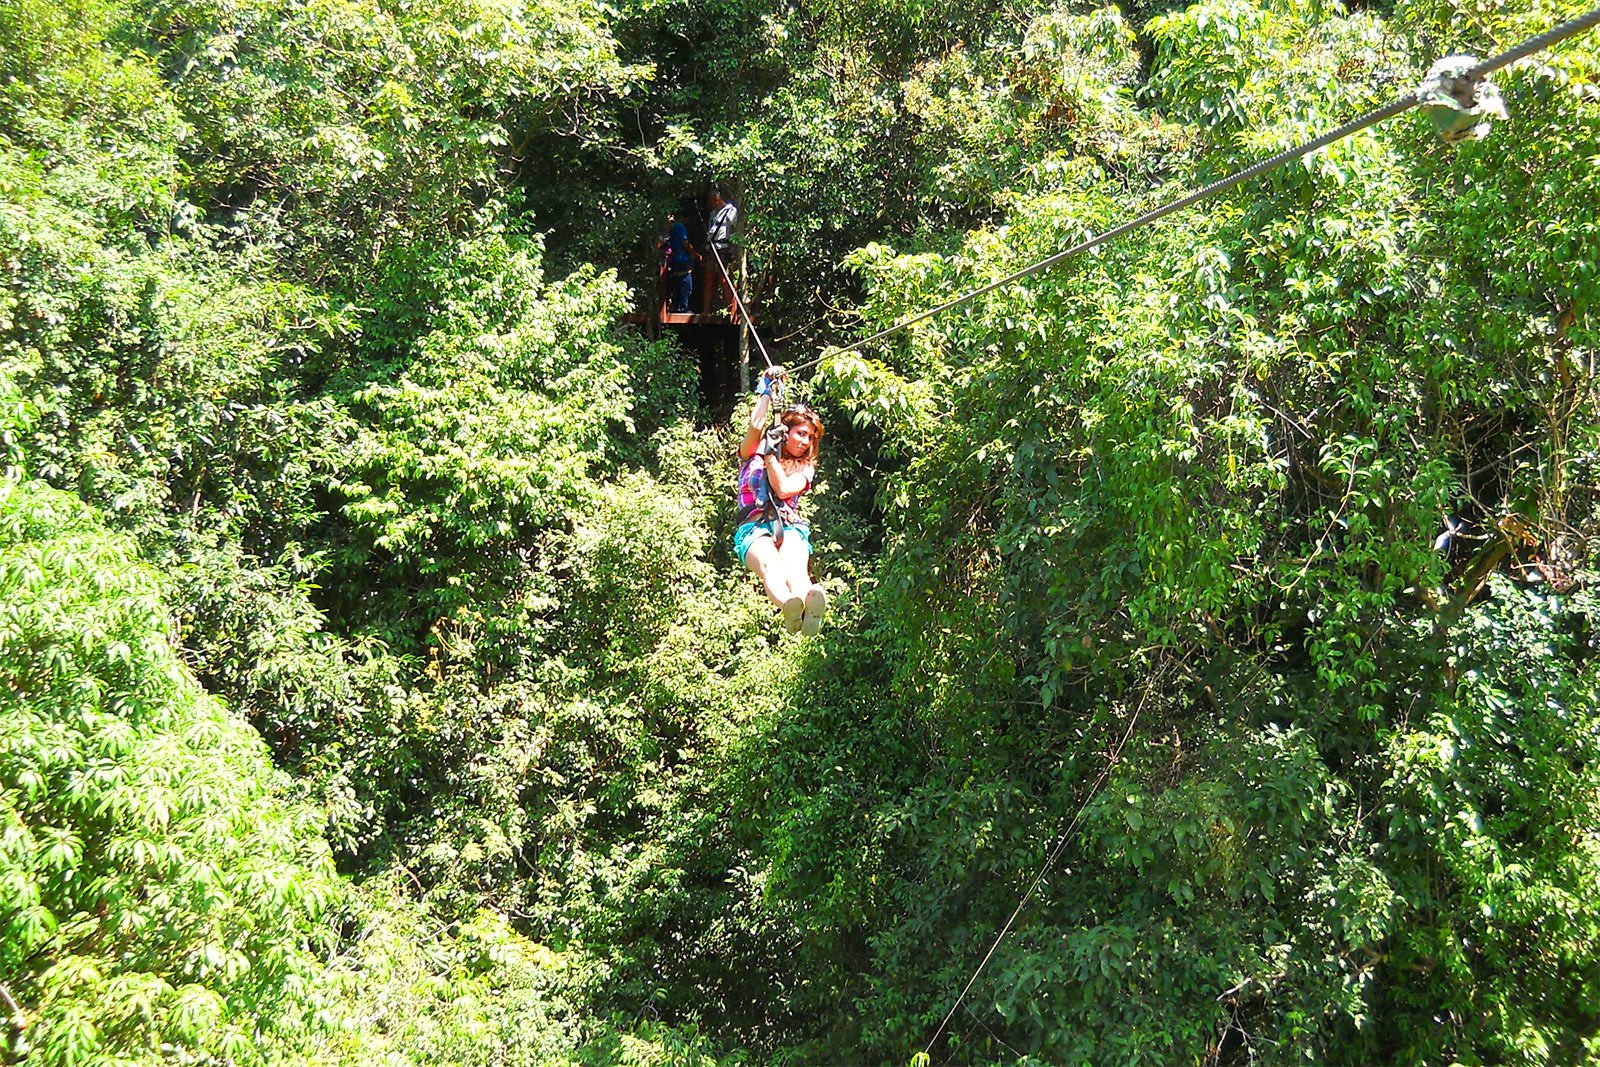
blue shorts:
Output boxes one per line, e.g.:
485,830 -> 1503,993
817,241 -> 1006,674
734,519 -> 811,565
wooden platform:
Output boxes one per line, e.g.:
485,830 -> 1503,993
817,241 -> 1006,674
623,310 -> 749,327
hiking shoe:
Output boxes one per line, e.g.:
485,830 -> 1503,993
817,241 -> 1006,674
781,595 -> 805,632
802,585 -> 828,636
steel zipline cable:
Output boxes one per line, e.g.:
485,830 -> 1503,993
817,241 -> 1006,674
907,8 -> 1600,1061
782,3 -> 1600,379
705,240 -> 778,370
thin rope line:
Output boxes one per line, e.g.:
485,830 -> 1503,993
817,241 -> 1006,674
786,5 -> 1600,376
923,688 -> 1148,1061
707,240 -> 776,368
962,1001 -> 1026,1060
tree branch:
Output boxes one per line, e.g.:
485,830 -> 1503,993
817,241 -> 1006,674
0,981 -> 25,1030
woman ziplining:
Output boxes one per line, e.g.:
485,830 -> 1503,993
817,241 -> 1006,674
707,8 -> 1587,648
735,366 -> 828,634
650,191 -> 827,632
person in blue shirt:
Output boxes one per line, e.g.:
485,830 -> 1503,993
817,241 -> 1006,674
658,212 -> 699,312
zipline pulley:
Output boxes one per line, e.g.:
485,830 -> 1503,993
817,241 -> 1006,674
1419,55 -> 1509,142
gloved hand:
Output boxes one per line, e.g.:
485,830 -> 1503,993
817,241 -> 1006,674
760,424 -> 789,457
756,366 -> 787,396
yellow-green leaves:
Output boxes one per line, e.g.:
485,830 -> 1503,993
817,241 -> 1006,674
0,477 -> 341,1064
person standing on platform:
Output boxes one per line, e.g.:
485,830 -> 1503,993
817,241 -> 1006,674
702,186 -> 739,316
658,211 -> 698,313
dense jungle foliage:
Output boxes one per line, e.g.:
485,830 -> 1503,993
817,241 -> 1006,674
3,0 -> 1600,1060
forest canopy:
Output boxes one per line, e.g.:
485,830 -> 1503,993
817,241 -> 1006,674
3,0 -> 1600,1062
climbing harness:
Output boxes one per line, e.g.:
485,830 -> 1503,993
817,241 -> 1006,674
741,482 -> 790,550
740,369 -> 798,549
784,3 -> 1600,379
906,9 -> 1600,1060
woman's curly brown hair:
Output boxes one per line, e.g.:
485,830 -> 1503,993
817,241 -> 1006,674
779,407 -> 824,467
